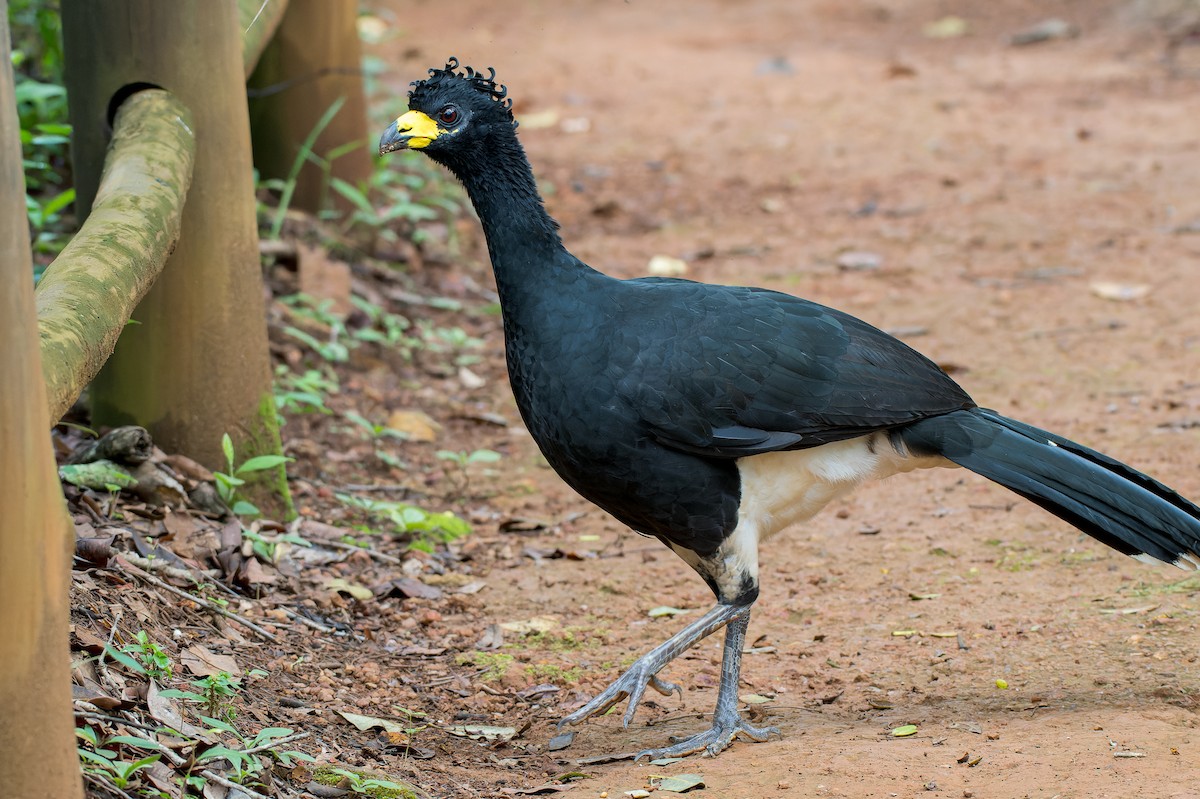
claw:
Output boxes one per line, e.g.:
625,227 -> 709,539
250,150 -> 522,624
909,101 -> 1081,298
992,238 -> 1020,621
648,674 -> 680,698
635,718 -> 781,760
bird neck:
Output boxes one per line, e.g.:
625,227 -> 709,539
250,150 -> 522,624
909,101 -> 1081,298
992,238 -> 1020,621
443,134 -> 581,306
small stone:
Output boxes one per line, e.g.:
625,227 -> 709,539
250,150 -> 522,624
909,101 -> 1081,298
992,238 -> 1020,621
836,250 -> 883,271
778,781 -> 792,790
647,255 -> 688,277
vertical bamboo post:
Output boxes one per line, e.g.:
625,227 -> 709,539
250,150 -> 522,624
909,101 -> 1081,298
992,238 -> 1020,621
62,0 -> 290,511
248,0 -> 373,214
0,5 -> 85,798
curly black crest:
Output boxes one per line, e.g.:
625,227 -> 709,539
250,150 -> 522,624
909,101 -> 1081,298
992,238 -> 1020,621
409,56 -> 517,127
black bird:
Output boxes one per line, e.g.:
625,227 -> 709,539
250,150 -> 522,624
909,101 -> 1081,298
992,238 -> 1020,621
380,59 -> 1200,758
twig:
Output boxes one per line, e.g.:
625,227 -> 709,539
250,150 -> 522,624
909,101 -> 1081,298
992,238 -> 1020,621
75,708 -> 164,734
199,768 -> 272,799
241,730 -> 310,756
119,561 -> 278,642
96,609 -> 123,694
82,772 -> 138,799
123,553 -> 220,582
339,482 -> 426,495
326,540 -> 403,565
281,606 -> 338,633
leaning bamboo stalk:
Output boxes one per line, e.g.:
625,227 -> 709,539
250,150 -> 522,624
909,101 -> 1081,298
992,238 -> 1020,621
240,0 -> 290,76
34,89 -> 195,423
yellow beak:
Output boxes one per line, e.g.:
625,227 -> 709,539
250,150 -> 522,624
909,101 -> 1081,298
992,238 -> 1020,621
379,110 -> 441,154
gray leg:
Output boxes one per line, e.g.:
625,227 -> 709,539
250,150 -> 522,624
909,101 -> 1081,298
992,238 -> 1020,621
558,602 -> 747,729
558,602 -> 780,757
636,607 -> 780,758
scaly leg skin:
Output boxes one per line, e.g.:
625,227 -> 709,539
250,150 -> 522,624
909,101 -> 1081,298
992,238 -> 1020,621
636,609 -> 780,759
558,603 -> 780,757
558,603 -> 748,730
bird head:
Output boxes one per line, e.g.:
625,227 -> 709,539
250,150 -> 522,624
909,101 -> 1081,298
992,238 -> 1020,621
379,57 -> 516,161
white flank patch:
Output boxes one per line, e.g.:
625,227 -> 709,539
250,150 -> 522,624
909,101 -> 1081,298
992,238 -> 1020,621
693,433 -> 952,599
736,433 -> 949,542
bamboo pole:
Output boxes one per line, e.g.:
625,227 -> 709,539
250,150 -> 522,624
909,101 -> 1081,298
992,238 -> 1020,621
63,0 -> 290,512
35,89 -> 195,423
239,0 -> 290,77
247,0 -> 372,214
0,4 -> 85,797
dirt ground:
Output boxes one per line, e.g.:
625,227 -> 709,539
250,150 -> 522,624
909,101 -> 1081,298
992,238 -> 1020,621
70,2 -> 1200,798
353,1 -> 1200,796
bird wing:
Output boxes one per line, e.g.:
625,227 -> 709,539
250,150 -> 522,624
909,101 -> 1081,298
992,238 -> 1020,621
608,280 -> 975,458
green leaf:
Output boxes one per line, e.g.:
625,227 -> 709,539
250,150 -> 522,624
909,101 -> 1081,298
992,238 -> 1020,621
197,716 -> 238,735
104,644 -> 148,674
236,454 -> 292,474
77,749 -> 117,769
196,746 -> 250,767
329,177 -> 374,214
232,500 -> 261,517
41,186 -> 74,216
221,433 -> 235,470
106,735 -> 163,751
248,727 -> 295,747
466,449 -> 502,464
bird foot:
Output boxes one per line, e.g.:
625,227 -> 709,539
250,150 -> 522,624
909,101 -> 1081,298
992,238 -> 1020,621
636,716 -> 781,760
558,661 -> 681,729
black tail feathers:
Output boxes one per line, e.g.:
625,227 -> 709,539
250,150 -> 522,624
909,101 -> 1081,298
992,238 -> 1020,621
895,408 -> 1200,570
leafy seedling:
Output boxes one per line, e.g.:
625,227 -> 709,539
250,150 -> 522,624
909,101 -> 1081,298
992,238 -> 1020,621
213,433 -> 292,516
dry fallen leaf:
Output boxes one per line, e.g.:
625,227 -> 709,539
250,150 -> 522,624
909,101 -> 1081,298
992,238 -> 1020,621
1090,281 -> 1150,302
337,710 -> 407,733
387,409 -> 442,442
652,774 -> 706,793
445,724 -> 517,741
499,616 -> 558,635
181,645 -> 240,678
326,577 -> 374,601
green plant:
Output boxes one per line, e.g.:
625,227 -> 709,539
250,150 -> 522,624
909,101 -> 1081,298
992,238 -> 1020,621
349,295 -> 419,351
419,321 -> 485,366
10,1 -> 75,261
160,671 -> 241,722
274,364 -> 339,417
242,525 -> 310,564
342,410 -> 410,470
194,722 -> 313,786
335,492 -> 471,552
260,96 -> 347,241
436,447 -> 501,498
321,767 -> 420,798
213,433 -> 292,516
76,725 -> 163,792
119,630 -> 173,681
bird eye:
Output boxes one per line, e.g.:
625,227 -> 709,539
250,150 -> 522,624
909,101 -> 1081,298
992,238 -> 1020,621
438,106 -> 460,126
